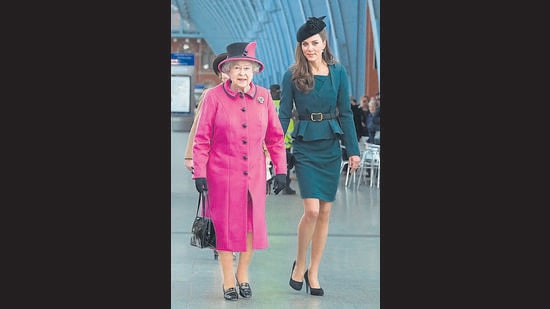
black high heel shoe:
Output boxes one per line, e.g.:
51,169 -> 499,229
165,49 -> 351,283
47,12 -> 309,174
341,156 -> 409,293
235,276 -> 252,298
222,285 -> 239,301
289,260 -> 303,291
304,270 -> 324,296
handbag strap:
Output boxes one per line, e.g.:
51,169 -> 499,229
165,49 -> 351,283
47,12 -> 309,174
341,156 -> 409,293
196,191 -> 209,217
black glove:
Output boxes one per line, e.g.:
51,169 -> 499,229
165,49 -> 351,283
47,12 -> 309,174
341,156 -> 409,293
272,174 -> 287,195
195,178 -> 208,193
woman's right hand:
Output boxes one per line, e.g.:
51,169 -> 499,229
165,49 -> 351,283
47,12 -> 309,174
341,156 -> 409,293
185,159 -> 194,172
349,155 -> 361,172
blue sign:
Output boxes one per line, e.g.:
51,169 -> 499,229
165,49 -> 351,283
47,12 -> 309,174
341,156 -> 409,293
171,53 -> 195,66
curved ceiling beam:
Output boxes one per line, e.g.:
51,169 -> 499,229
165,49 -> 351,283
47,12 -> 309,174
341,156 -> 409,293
175,0 -> 373,98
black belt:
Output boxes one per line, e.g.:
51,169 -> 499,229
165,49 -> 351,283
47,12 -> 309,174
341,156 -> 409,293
298,113 -> 336,121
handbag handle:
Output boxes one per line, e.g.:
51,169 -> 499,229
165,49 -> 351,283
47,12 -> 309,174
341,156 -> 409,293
196,191 -> 209,217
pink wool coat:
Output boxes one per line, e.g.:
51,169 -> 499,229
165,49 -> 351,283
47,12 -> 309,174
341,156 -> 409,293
192,80 -> 286,252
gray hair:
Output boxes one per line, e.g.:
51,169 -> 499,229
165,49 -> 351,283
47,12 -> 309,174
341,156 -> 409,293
368,99 -> 377,108
220,61 -> 261,74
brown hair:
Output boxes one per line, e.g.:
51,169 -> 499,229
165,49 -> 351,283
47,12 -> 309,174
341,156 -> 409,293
290,29 -> 337,93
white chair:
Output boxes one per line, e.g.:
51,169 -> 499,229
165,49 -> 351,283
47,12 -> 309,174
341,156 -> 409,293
369,147 -> 381,188
345,163 -> 356,187
356,143 -> 380,189
339,145 -> 355,186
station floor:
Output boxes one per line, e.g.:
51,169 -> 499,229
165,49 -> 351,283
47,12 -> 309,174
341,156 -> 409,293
171,130 -> 380,309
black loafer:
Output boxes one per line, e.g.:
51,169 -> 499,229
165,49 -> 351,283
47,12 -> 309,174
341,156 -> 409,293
222,286 -> 238,301
238,282 -> 252,298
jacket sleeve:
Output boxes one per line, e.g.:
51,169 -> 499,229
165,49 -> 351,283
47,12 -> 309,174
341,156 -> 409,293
335,65 -> 360,157
192,90 -> 216,179
184,89 -> 208,159
279,69 -> 294,134
264,91 -> 287,175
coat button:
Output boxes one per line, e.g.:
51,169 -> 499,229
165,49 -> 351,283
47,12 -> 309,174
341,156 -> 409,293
242,123 -> 247,128
241,107 -> 246,112
243,155 -> 248,160
242,139 -> 247,144
243,171 -> 248,175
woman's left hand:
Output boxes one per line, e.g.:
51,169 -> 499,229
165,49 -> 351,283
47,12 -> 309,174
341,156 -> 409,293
349,155 -> 361,172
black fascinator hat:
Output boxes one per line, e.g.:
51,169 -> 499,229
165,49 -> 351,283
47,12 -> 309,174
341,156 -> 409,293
296,16 -> 327,42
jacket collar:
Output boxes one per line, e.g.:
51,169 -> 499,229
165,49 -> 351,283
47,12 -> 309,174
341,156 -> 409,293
222,80 -> 258,99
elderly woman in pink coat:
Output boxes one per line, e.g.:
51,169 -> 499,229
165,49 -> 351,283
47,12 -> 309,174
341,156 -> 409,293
192,41 -> 287,301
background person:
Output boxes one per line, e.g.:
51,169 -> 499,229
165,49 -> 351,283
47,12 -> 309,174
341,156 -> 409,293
193,41 -> 287,301
350,96 -> 363,141
365,98 -> 380,145
271,84 -> 297,195
184,53 -> 229,172
359,95 -> 369,142
278,16 -> 361,296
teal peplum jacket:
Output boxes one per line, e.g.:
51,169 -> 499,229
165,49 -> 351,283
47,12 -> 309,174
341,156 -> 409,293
278,63 -> 360,201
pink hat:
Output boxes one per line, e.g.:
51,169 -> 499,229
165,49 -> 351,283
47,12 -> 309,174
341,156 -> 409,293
217,41 -> 264,73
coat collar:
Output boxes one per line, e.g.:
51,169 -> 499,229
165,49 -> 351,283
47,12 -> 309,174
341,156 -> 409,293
222,80 -> 258,99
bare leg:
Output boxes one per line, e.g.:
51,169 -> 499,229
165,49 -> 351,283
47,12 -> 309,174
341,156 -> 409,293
307,200 -> 332,288
236,232 -> 254,283
291,198 -> 320,283
218,250 -> 236,290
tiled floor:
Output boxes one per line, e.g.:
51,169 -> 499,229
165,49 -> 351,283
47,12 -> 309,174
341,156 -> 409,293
171,130 -> 380,308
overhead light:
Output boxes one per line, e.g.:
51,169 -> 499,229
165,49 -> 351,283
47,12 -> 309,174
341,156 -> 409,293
183,44 -> 190,50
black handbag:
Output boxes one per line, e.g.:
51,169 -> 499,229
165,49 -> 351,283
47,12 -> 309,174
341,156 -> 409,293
190,191 -> 216,249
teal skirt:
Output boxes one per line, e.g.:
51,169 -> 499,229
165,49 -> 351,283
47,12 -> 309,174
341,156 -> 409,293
292,137 -> 341,201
